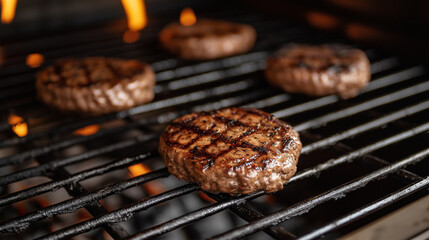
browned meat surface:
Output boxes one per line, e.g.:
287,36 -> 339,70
159,19 -> 256,60
159,107 -> 302,194
265,44 -> 371,99
36,57 -> 155,115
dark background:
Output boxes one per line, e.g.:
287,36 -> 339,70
0,0 -> 428,62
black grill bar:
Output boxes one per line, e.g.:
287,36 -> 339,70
0,153 -> 154,207
1,9 -> 428,240
362,154 -> 423,182
2,95 -> 424,236
0,79 -> 259,166
0,57 -> 417,167
301,100 -> 429,154
293,81 -> 429,132
209,148 -> 429,240
49,167 -> 130,239
0,134 -> 158,185
298,177 -> 429,240
292,123 -> 429,183
120,124 -> 429,239
0,67 -> 262,149
206,193 -> 296,240
0,169 -> 170,233
31,122 -> 429,239
35,184 -> 200,240
0,54 -> 400,153
0,86 -> 271,186
272,66 -> 425,119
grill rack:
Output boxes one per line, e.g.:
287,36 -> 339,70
0,8 -> 428,240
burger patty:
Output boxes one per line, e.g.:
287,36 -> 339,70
159,19 -> 257,60
265,44 -> 371,99
159,107 -> 302,194
36,57 -> 155,115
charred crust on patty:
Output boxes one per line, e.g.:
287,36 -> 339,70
159,19 -> 257,60
159,107 -> 302,194
36,57 -> 155,115
265,44 -> 371,99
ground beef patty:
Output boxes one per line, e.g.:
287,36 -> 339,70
265,44 -> 371,99
36,57 -> 155,115
159,19 -> 256,60
159,107 -> 302,194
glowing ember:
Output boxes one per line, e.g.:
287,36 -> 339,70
8,114 -> 23,125
26,53 -> 44,68
123,29 -> 140,43
306,11 -> 339,30
1,0 -> 17,24
198,192 -> 215,202
8,114 -> 28,137
73,124 -> 100,136
180,7 -> 197,26
121,0 -> 147,31
128,163 -> 151,177
128,164 -> 165,195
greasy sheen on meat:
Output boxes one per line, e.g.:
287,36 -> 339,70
159,19 -> 256,60
265,44 -> 371,99
36,57 -> 155,115
159,107 -> 302,194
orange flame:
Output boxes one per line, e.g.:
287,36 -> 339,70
128,164 -> 165,195
8,114 -> 28,137
26,53 -> 44,68
73,124 -> 100,136
198,192 -> 215,202
1,0 -> 17,24
129,163 -> 151,177
180,7 -> 196,26
121,0 -> 147,31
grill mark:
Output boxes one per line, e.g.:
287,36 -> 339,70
163,108 -> 293,171
41,58 -> 147,87
105,61 -> 120,83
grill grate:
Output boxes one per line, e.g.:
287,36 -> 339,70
0,7 -> 428,240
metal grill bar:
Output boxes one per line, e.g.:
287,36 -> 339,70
301,100 -> 429,154
206,193 -> 296,240
0,79 -> 259,166
49,167 -> 130,239
0,169 -> 170,232
0,71 -> 261,149
0,57 -> 414,168
0,53 -> 395,152
209,148 -> 429,240
0,9 -> 427,240
293,81 -> 429,132
35,184 -> 200,240
297,177 -> 429,240
362,154 -> 423,182
292,123 -> 429,183
118,125 -> 429,239
272,66 -> 424,119
0,153 -> 153,207
32,122 -> 429,239
0,134 -> 158,185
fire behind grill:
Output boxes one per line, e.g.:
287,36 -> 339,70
0,7 -> 428,240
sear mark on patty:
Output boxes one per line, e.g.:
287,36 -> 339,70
159,107 -> 302,194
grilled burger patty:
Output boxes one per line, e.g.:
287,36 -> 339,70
36,57 -> 155,115
265,44 -> 371,99
159,107 -> 302,194
159,19 -> 257,60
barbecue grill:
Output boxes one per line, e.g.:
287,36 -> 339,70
0,1 -> 428,240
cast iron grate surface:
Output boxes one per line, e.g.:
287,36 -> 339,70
0,8 -> 428,240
